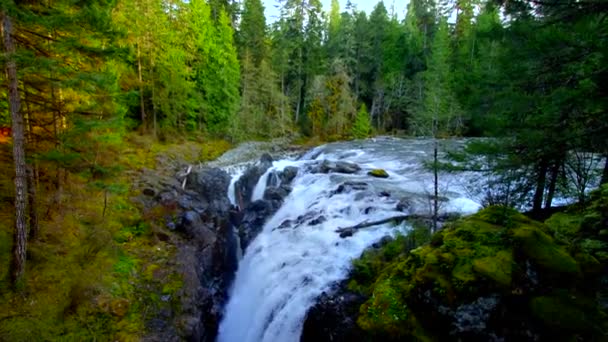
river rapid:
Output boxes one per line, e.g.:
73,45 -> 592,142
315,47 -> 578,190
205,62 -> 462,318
216,137 -> 483,342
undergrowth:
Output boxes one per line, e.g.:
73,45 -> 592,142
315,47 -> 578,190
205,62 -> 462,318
0,133 -> 231,341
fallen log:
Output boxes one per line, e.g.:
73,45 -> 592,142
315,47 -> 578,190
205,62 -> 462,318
336,214 -> 429,238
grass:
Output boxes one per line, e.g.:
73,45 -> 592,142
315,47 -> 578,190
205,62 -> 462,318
0,132 -> 232,341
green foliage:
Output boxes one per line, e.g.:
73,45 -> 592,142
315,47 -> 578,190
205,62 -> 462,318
351,104 -> 371,139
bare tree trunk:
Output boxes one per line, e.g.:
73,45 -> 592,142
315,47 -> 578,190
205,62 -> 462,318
3,11 -> 28,286
433,137 -> 439,234
532,160 -> 548,214
24,86 -> 39,239
544,160 -> 561,209
602,154 -> 608,185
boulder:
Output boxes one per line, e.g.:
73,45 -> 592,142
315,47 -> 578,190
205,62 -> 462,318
234,154 -> 274,209
186,167 -> 232,216
367,169 -> 389,178
280,166 -> 299,183
301,284 -> 368,342
238,199 -> 283,251
312,160 -> 361,174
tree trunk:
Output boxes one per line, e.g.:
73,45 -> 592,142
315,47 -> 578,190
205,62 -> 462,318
532,160 -> 548,214
433,137 -> 439,234
2,11 -> 28,286
23,86 -> 39,239
602,154 -> 608,185
544,161 -> 560,209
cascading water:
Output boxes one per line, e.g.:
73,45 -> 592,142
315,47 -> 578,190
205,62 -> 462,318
218,138 -> 482,342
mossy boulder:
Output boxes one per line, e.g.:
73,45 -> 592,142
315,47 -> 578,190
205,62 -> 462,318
512,226 -> 581,275
472,250 -> 513,287
545,213 -> 583,243
367,169 -> 389,178
530,295 -> 597,332
349,203 -> 607,341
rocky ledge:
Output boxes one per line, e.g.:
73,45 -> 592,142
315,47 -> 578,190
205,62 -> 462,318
135,152 -> 300,341
302,186 -> 608,341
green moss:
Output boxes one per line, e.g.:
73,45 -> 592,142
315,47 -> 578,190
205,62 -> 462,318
512,226 -> 580,275
474,205 -> 524,226
452,260 -> 476,283
358,279 -> 409,336
579,239 -> 607,254
472,250 -> 513,287
530,296 -> 594,332
367,168 -> 389,178
574,253 -> 601,275
545,213 -> 583,243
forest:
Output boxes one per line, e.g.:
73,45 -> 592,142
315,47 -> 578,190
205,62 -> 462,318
0,0 -> 607,340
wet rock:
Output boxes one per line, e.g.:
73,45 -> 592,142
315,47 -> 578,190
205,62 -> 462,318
367,168 -> 389,178
312,160 -> 361,174
301,283 -> 368,342
331,181 -> 368,195
239,199 -> 282,250
309,215 -> 326,226
263,185 -> 292,201
339,229 -> 354,238
280,166 -> 299,184
396,197 -> 413,212
234,154 -> 274,209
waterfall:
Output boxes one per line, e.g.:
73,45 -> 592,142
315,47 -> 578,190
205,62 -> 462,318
218,138 -> 483,342
251,168 -> 272,202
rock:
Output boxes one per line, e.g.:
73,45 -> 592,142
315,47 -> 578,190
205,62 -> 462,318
450,295 -> 500,335
472,250 -> 513,287
339,229 -> 354,238
263,185 -> 291,201
396,197 -> 413,212
301,284 -> 368,342
239,199 -> 282,251
331,181 -> 368,195
512,226 -> 581,275
309,215 -> 326,226
186,167 -> 231,215
280,166 -> 299,184
367,168 -> 389,178
234,154 -> 274,209
143,188 -> 156,197
312,160 -> 361,174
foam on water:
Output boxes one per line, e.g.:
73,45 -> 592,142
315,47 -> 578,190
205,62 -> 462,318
218,138 -> 484,342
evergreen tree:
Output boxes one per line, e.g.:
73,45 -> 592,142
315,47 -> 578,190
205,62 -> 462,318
351,104 -> 371,138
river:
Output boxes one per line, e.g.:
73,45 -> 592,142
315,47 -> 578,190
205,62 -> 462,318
216,137 -> 483,342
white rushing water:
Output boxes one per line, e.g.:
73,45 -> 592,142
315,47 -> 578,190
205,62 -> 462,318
218,138 -> 483,342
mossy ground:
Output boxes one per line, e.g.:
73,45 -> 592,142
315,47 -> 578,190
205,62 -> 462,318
348,188 -> 608,340
0,133 -> 231,341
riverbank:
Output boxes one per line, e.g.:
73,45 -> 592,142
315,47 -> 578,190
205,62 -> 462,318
301,186 -> 608,341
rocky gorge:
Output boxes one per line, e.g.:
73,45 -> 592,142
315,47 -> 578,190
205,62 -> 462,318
133,138 -> 607,342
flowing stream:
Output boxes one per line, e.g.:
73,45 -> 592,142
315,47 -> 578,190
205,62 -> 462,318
217,138 -> 483,342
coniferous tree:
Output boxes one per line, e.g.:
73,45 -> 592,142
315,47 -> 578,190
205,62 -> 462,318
352,104 -> 371,139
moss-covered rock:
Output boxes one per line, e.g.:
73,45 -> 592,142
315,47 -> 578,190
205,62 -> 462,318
472,250 -> 513,287
545,212 -> 584,243
367,169 -> 389,178
350,202 -> 607,341
512,226 -> 581,275
530,295 -> 595,332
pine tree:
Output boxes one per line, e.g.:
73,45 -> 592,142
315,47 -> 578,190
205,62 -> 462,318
351,104 -> 371,139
